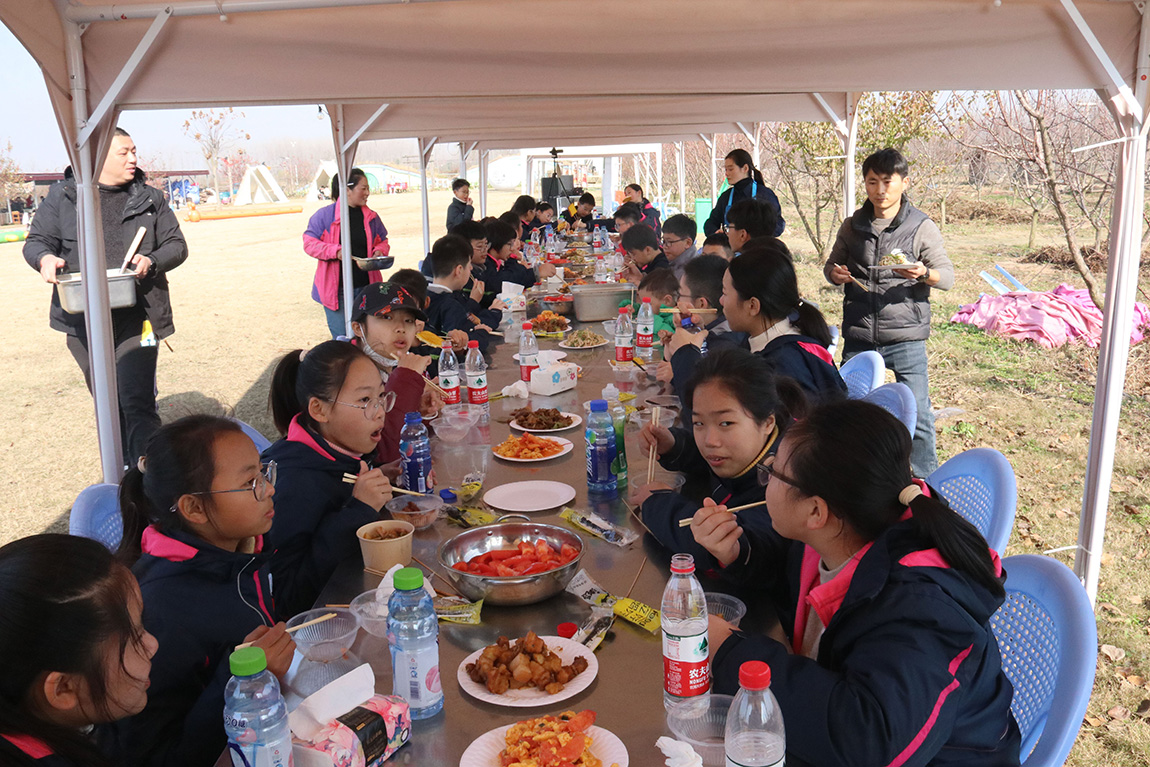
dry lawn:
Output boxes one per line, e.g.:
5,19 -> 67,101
2,190 -> 1149,764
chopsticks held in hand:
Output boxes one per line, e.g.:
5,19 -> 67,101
678,499 -> 768,526
236,612 -> 337,649
646,406 -> 661,485
341,472 -> 424,495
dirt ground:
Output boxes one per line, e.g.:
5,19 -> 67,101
2,189 -> 1148,764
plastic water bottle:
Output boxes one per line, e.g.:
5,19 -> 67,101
464,340 -> 488,416
594,256 -> 609,284
438,341 -> 461,404
614,306 -> 634,363
601,384 -> 628,488
725,661 -> 786,767
585,399 -> 618,496
223,647 -> 292,767
635,297 -> 655,361
399,412 -> 433,493
662,553 -> 710,714
387,568 -> 443,719
592,225 -> 604,250
519,322 -> 539,382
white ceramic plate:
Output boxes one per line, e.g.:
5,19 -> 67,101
457,635 -> 598,707
512,351 -> 567,362
868,261 -> 923,271
459,723 -> 627,767
492,436 -> 574,463
482,480 -> 576,512
559,338 -> 610,350
510,412 -> 583,433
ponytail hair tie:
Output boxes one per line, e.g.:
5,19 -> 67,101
899,484 -> 923,506
299,349 -> 307,362
137,456 -> 146,474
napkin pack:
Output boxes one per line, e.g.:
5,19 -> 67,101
528,362 -> 578,396
494,281 -> 526,312
290,664 -> 411,766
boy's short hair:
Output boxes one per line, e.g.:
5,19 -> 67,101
484,219 -> 518,253
577,192 -> 596,207
662,213 -> 696,241
451,220 -> 487,242
726,199 -> 777,239
683,254 -> 729,310
638,268 -> 679,301
511,195 -> 536,216
451,178 -> 470,193
703,232 -> 733,257
862,148 -> 910,178
535,201 -> 554,214
430,234 -> 472,278
613,202 -> 642,224
388,268 -> 429,306
621,223 -> 660,252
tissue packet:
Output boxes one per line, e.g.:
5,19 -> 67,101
529,362 -> 578,395
294,694 -> 410,767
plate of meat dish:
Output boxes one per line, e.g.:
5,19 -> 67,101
458,631 -> 597,707
510,408 -> 582,433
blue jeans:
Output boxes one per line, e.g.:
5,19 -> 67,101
323,293 -> 348,340
842,338 -> 938,478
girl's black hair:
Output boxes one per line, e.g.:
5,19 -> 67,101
725,148 -> 765,185
783,400 -> 1005,598
683,347 -> 806,427
484,219 -> 518,253
624,183 -> 643,196
577,192 -> 596,206
269,340 -> 369,436
728,244 -> 833,347
511,195 -> 536,217
535,201 -> 554,214
0,534 -> 143,766
388,269 -> 428,306
331,168 -> 367,201
118,415 -> 243,563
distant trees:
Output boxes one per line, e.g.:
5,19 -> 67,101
182,108 -> 250,203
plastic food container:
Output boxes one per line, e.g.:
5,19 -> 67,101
705,592 -> 747,628
665,694 -> 734,767
385,494 -> 442,530
570,283 -> 636,322
286,607 -> 360,663
349,588 -> 391,637
433,404 -> 484,443
56,270 -> 137,314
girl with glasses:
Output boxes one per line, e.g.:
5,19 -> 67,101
708,399 -> 1019,767
115,415 -> 299,767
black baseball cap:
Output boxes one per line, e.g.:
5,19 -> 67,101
352,282 -> 427,322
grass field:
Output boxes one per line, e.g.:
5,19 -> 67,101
2,188 -> 1148,764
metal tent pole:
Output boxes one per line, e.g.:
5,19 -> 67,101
479,149 -> 489,217
418,137 -> 437,259
676,142 -> 686,215
332,105 -> 357,337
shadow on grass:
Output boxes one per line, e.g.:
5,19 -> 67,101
40,508 -> 71,536
155,359 -> 281,445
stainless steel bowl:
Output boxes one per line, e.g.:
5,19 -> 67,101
436,519 -> 584,606
353,255 -> 395,271
540,296 -> 574,315
566,231 -> 592,243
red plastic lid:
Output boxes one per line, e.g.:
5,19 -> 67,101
441,340 -> 452,349
738,660 -> 771,690
641,297 -> 651,303
556,622 -> 578,639
618,306 -> 628,314
467,340 -> 479,348
522,322 -> 533,330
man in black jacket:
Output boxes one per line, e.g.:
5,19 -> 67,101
23,128 -> 188,465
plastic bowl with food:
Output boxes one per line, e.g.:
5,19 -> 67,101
386,494 -> 442,530
666,694 -> 734,767
433,403 -> 484,443
349,588 -> 391,637
705,592 -> 747,628
286,607 -> 360,663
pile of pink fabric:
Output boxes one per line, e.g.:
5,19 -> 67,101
950,284 -> 1150,349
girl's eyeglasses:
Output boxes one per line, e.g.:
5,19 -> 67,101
756,454 -> 800,489
332,392 -> 396,419
195,461 -> 277,503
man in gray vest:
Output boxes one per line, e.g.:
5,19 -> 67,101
824,148 -> 953,477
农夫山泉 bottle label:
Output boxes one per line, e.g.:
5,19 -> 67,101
662,629 -> 710,697
466,373 -> 488,404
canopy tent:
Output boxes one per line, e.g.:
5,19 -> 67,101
1,0 -> 1145,604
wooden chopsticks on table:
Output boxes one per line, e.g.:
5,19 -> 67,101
235,612 -> 337,648
678,499 -> 769,526
659,307 -> 717,314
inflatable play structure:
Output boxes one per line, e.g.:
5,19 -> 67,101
233,164 -> 289,206
0,227 -> 28,243
305,161 -> 420,200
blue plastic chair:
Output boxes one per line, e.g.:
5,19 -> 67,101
233,418 -> 272,453
839,350 -> 885,399
928,448 -> 1017,553
69,483 -> 123,552
992,554 -> 1096,766
862,382 -> 917,437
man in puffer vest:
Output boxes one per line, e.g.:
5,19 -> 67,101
824,148 -> 954,477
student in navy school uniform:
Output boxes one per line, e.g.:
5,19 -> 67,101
619,224 -> 670,284
425,234 -> 496,353
561,192 -> 596,232
703,148 -> 785,237
0,534 -> 158,767
445,178 -> 474,231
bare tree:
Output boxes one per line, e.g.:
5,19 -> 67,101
182,108 -> 250,204
0,142 -> 24,213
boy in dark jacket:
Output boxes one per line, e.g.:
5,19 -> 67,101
426,234 -> 494,352
620,224 -> 669,283
445,178 -> 473,231
561,192 -> 596,231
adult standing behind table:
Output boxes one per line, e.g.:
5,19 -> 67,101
24,127 -> 187,467
703,148 -> 785,237
824,148 -> 953,477
303,168 -> 392,339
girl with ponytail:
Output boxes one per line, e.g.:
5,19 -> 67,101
0,534 -> 156,767
708,399 -> 1020,767
703,148 -> 785,237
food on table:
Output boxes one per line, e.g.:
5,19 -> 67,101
451,539 -> 580,577
543,294 -> 574,303
530,310 -> 570,333
494,433 -> 567,459
417,330 -> 445,347
511,407 -> 574,430
465,631 -> 590,696
362,526 -> 408,541
563,329 -> 607,348
404,501 -> 421,512
878,250 -> 911,266
499,710 -> 601,767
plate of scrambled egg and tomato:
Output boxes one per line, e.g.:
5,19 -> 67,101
459,710 -> 626,767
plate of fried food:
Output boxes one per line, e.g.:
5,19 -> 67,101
460,710 -> 626,767
493,433 -> 573,462
559,329 -> 609,350
458,632 -> 597,707
510,407 -> 582,433
530,310 -> 571,335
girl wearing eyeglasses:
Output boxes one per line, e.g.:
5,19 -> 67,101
115,415 -> 297,767
637,348 -> 803,574
707,400 -> 1019,767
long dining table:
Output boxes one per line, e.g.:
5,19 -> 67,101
291,310 -> 769,766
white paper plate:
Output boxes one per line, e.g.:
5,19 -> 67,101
868,261 -> 923,271
459,723 -> 627,767
512,351 -> 567,362
510,412 -> 583,433
457,635 -> 598,707
559,339 -> 610,350
482,480 -> 577,512
492,436 -> 574,463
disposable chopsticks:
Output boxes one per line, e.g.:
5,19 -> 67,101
678,499 -> 769,526
646,407 -> 661,484
235,612 -> 337,648
341,472 -> 425,495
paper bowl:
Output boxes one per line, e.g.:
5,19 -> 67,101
356,520 -> 414,572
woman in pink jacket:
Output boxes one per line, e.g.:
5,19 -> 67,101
303,168 -> 392,338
